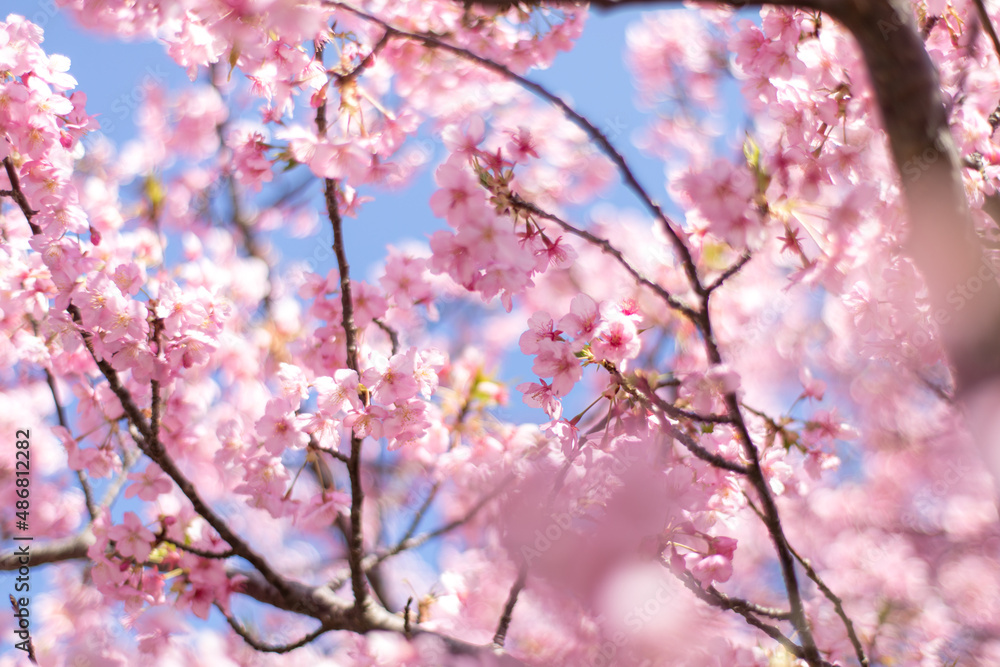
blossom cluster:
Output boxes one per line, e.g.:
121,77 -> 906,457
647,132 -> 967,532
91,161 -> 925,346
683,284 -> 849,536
1,0 -> 1000,665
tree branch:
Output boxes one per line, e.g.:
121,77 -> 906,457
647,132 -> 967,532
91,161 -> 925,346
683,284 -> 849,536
39,354 -> 97,521
0,531 -> 93,570
509,193 -> 699,321
706,252 -> 752,293
164,540 -> 235,560
315,39 -> 369,617
324,471 -> 517,592
972,0 -> 1000,64
2,157 -> 40,234
62,301 -> 299,606
788,540 -> 870,667
602,362 -> 748,473
492,561 -> 528,649
216,603 -> 330,653
675,570 -> 834,666
373,317 -> 400,356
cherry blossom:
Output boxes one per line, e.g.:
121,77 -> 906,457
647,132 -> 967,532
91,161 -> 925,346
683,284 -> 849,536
4,2 -> 1000,665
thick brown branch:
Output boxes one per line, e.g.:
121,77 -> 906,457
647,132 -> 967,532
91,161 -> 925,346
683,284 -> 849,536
820,0 -> 1000,394
0,531 -> 93,570
231,568 -> 524,661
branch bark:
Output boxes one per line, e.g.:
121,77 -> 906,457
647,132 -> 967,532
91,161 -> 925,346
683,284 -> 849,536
315,38 -> 369,618
824,0 -> 1000,395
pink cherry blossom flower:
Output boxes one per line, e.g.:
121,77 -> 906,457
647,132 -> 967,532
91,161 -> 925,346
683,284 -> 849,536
800,367 -> 826,401
414,348 -> 446,398
518,378 -> 563,420
226,126 -> 273,192
591,316 -> 641,366
255,398 -> 309,455
690,553 -> 733,585
505,126 -> 539,162
276,362 -> 310,408
234,455 -> 289,516
430,161 -> 484,226
315,369 -> 363,415
111,262 -> 145,297
519,311 -> 563,355
442,116 -> 485,156
531,339 -> 583,397
344,404 -> 387,440
363,348 -> 420,405
558,293 -> 601,341
383,398 -> 431,450
125,464 -> 172,502
108,512 -> 156,562
296,490 -> 351,530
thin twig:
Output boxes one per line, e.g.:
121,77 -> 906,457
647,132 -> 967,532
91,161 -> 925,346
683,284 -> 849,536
386,390 -> 476,555
42,362 -> 97,520
311,439 -> 351,464
373,472 -> 512,561
404,596 -> 413,638
2,157 -> 40,234
66,303 -> 297,603
602,362 -> 746,473
706,252 -> 752,293
674,571 -> 836,666
509,194 -> 698,321
217,602 -> 329,653
397,480 -> 441,546
98,449 -> 137,508
373,317 -> 400,355
208,66 -> 274,314
316,38 -> 368,616
150,316 -> 163,456
492,561 -> 528,648
705,584 -> 791,621
324,471 -> 516,593
337,29 -> 392,83
164,540 -> 236,560
787,542 -> 870,667
8,595 -> 37,663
